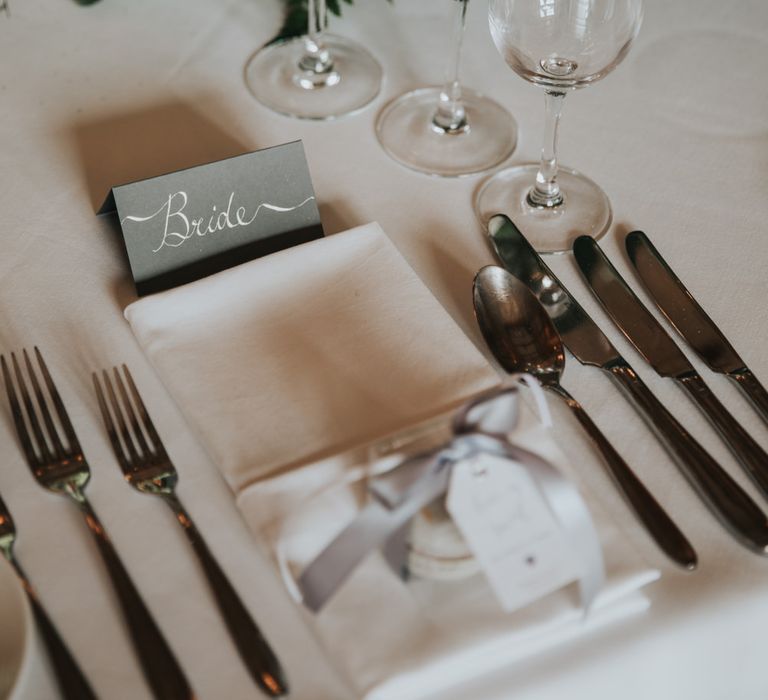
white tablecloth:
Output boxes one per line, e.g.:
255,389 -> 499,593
1,0 -> 767,698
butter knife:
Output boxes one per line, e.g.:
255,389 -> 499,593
487,215 -> 768,554
626,230 -> 768,427
573,235 -> 768,503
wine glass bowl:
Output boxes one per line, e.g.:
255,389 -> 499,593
477,0 -> 643,253
489,0 -> 642,89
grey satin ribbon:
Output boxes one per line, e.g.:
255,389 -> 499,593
297,385 -> 605,613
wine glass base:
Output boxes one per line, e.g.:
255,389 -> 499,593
375,87 -> 517,177
475,164 -> 612,253
244,35 -> 382,120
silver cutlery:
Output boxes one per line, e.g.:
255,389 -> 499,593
573,236 -> 768,500
92,365 -> 288,698
473,265 -> 697,569
625,230 -> 768,427
0,348 -> 194,700
486,215 -> 768,554
0,491 -> 97,700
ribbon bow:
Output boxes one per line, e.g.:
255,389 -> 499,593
296,380 -> 604,613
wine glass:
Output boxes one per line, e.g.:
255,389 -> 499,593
245,0 -> 383,120
375,0 -> 517,177
476,0 -> 643,252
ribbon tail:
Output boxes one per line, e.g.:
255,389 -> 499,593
297,466 -> 450,612
547,478 -> 605,613
297,499 -> 396,612
503,444 -> 605,613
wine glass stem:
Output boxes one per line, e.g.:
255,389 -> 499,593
528,89 -> 566,208
432,0 -> 469,134
299,0 -> 334,77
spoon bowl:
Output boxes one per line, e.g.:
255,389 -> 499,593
473,265 -> 565,382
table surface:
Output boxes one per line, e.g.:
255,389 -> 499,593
2,0 -> 768,698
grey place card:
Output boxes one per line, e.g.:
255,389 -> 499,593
101,141 -> 324,296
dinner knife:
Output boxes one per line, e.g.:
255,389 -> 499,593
573,235 -> 768,502
626,230 -> 768,427
487,215 -> 768,554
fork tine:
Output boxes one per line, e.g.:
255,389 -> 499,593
33,347 -> 81,454
23,349 -> 66,459
113,367 -> 152,459
1,355 -> 41,469
101,370 -> 142,466
11,352 -> 53,464
93,372 -> 132,473
120,365 -> 167,458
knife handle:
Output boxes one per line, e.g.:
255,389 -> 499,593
729,369 -> 768,428
545,383 -> 697,570
677,373 -> 768,500
607,362 -> 768,554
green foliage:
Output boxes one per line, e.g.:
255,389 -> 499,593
272,0 -> 385,44
77,0 -> 388,43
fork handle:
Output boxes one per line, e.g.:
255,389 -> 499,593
163,493 -> 288,697
8,556 -> 98,700
74,495 -> 194,700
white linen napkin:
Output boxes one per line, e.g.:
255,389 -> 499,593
125,222 -> 499,490
125,222 -> 659,699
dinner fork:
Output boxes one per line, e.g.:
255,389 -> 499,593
0,348 -> 194,700
93,365 -> 288,698
0,491 -> 97,700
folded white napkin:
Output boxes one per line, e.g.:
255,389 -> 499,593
125,222 -> 499,489
125,222 -> 659,699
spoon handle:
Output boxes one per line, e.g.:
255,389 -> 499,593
607,362 -> 768,555
545,383 -> 698,569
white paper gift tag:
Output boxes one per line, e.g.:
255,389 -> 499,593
446,452 -> 581,613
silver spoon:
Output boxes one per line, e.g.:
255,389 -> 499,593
472,265 -> 697,570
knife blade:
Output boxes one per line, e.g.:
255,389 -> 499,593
573,234 -> 768,502
487,215 -> 768,554
626,230 -> 768,426
487,215 -> 620,369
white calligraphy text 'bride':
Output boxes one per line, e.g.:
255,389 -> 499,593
121,191 -> 315,253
